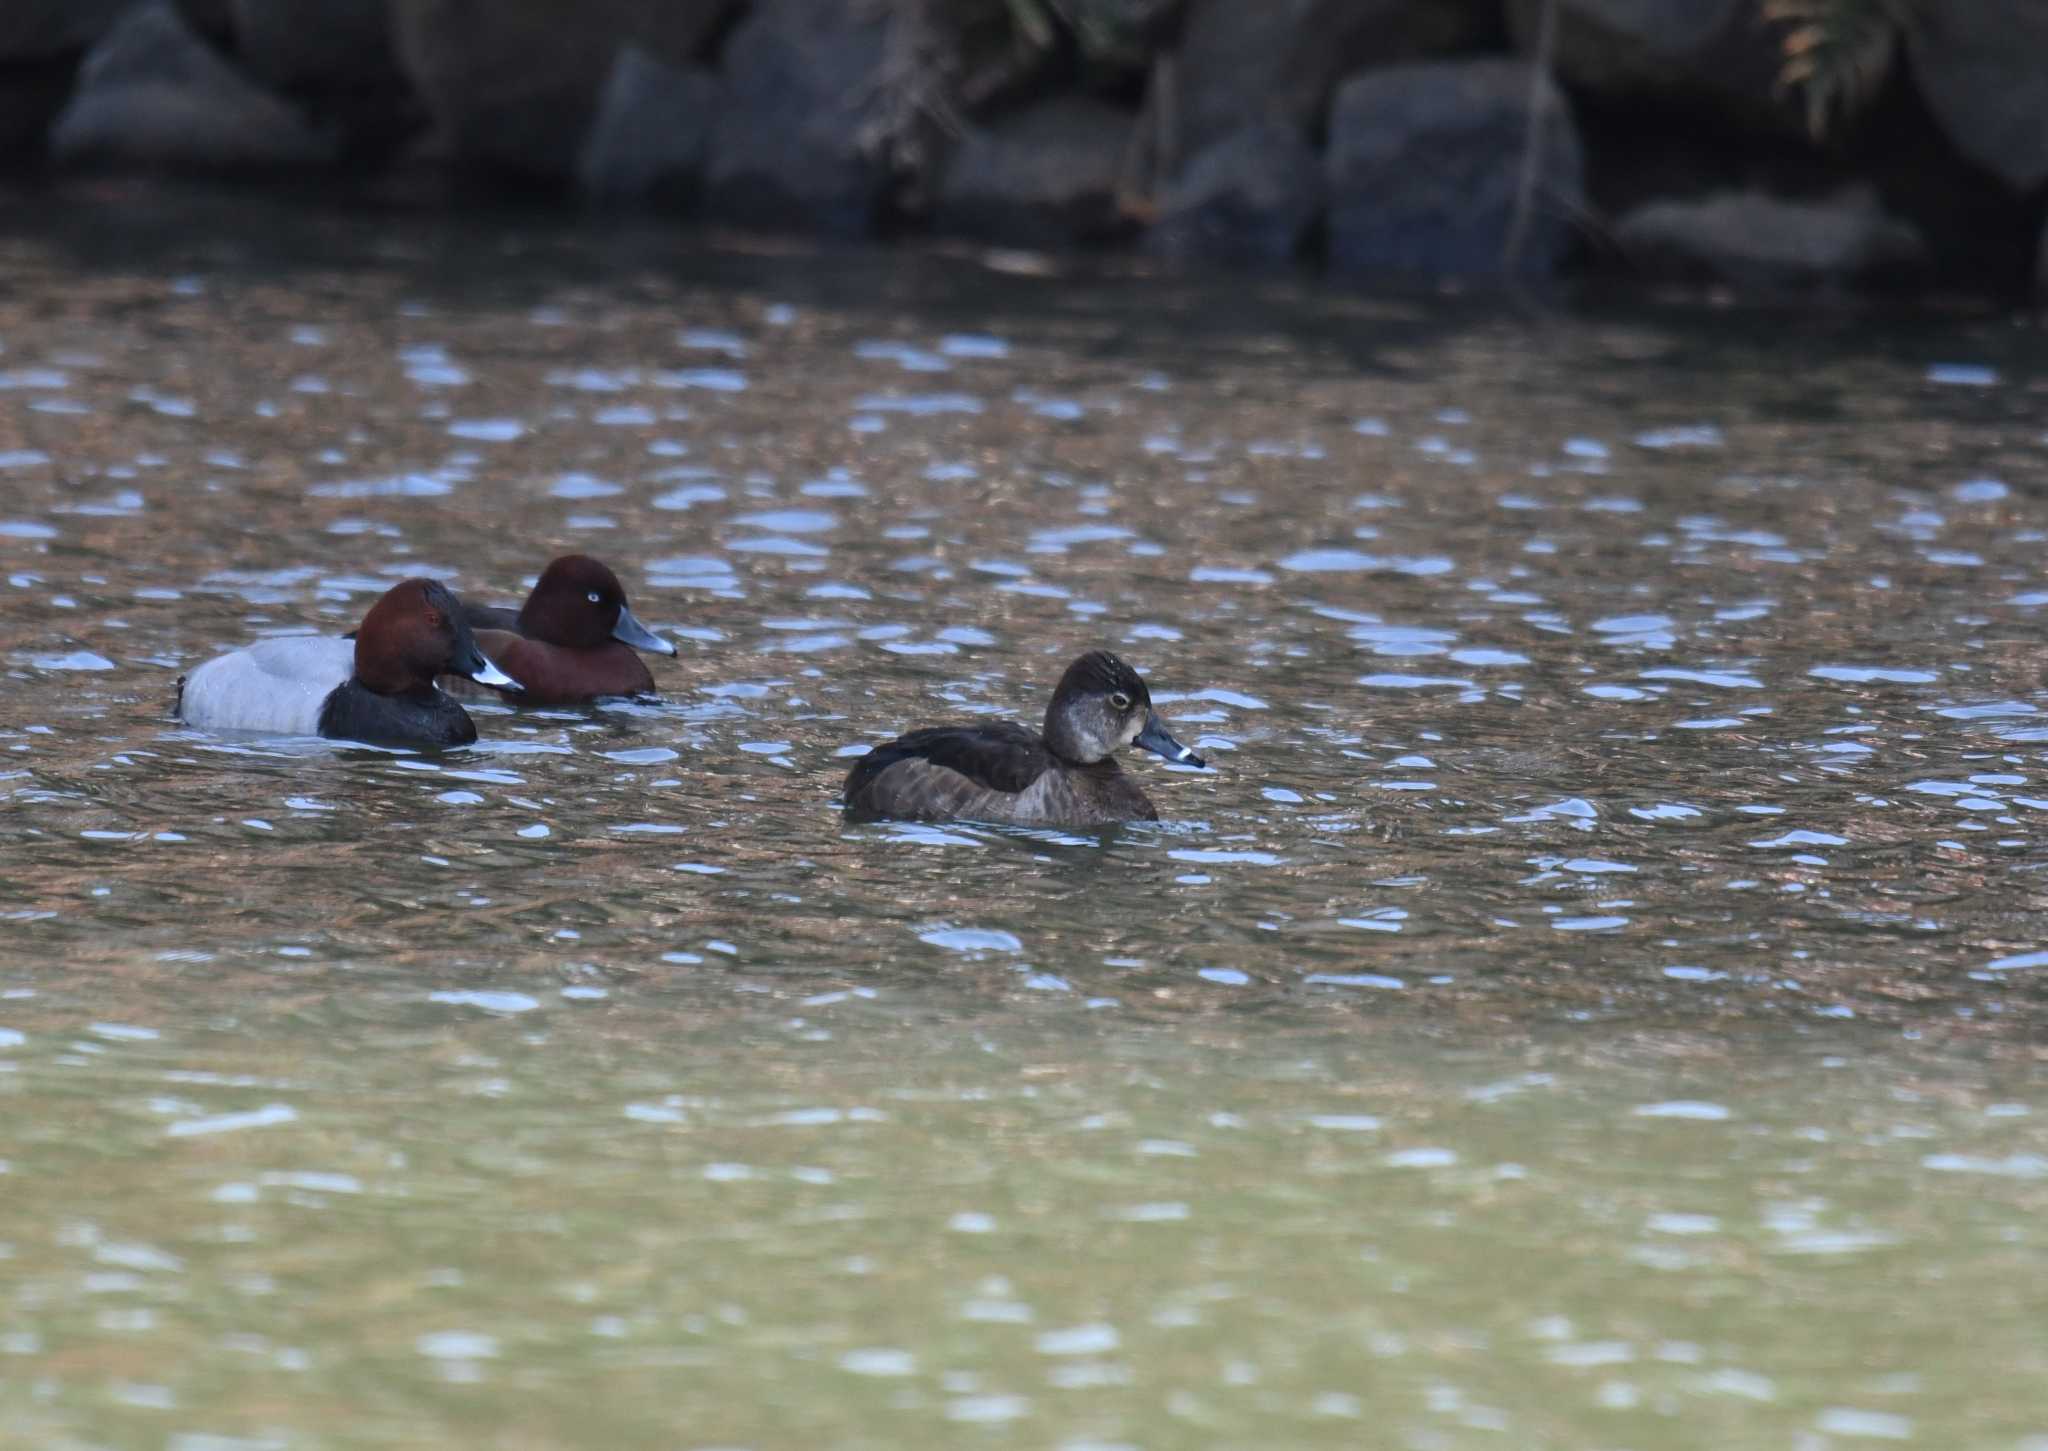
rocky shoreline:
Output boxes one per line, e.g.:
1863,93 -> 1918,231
7,1 -> 2047,299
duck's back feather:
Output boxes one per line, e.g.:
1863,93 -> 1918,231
178,637 -> 354,736
843,722 -> 1155,826
458,601 -> 522,634
848,723 -> 1050,798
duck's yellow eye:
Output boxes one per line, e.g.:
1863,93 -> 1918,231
1110,691 -> 1132,711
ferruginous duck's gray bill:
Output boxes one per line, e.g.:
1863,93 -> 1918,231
610,604 -> 676,655
1135,713 -> 1205,768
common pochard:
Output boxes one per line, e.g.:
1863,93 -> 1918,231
178,577 -> 516,747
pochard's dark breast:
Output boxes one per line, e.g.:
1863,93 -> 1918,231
843,722 -> 1158,827
317,679 -> 478,747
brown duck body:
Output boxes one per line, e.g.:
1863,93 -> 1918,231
469,630 -> 655,704
842,651 -> 1206,828
843,722 -> 1159,827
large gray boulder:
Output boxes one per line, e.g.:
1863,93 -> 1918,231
934,97 -> 1135,246
52,1 -> 337,170
704,0 -> 895,235
1505,0 -> 1794,134
1149,120 -> 1322,265
1174,0 -> 1494,159
1615,186 -> 1928,288
1326,59 -> 1583,278
578,46 -> 718,206
1909,0 -> 2048,193
390,0 -> 737,178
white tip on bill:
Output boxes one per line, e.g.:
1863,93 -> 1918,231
471,657 -> 519,689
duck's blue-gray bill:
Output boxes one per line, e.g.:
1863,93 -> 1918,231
1136,714 -> 1205,769
612,605 -> 677,656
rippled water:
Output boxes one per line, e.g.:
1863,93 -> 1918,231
2,194 -> 2045,1448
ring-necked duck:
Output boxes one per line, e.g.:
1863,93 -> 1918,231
178,577 -> 517,747
843,649 -> 1207,827
454,554 -> 676,704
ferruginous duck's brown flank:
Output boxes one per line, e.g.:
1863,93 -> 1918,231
473,630 -> 654,702
178,577 -> 518,747
446,554 -> 676,705
842,650 -> 1208,828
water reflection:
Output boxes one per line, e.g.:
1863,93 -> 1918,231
0,195 -> 2045,1446
3,997 -> 2046,1448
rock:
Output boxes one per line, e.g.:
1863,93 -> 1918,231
51,1 -> 337,170
391,0 -> 737,179
1326,59 -> 1583,279
172,0 -> 236,44
1909,0 -> 2048,192
231,0 -> 388,89
2,0 -> 132,59
1504,0 -> 1794,134
1149,120 -> 1321,265
228,0 -> 416,151
1615,186 -> 1928,288
578,45 -> 718,206
934,97 -> 1135,246
1174,0 -> 1494,158
1058,0 -> 1189,76
229,0 -> 400,94
1,0 -> 132,166
705,0 -> 895,235
0,59 -> 77,165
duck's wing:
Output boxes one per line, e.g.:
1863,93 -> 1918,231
458,601 -> 523,634
842,722 -> 1053,822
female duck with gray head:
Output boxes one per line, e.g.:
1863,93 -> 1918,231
452,554 -> 676,704
843,650 -> 1207,827
177,577 -> 518,748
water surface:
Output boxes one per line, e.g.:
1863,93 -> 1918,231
1,195 -> 2045,1448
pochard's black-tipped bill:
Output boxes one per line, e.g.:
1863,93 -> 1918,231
459,641 -> 520,690
1136,713 -> 1205,769
612,605 -> 677,656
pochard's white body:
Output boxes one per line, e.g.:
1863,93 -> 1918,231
179,636 -> 357,735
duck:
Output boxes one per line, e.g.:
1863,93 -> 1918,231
843,649 -> 1207,827
177,577 -> 517,747
452,554 -> 676,704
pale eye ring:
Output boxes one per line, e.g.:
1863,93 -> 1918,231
1110,691 -> 1132,711
586,591 -> 602,605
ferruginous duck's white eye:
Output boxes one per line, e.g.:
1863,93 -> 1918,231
1110,691 -> 1132,711
587,591 -> 602,604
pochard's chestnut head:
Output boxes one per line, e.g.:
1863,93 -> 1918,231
354,578 -> 517,696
